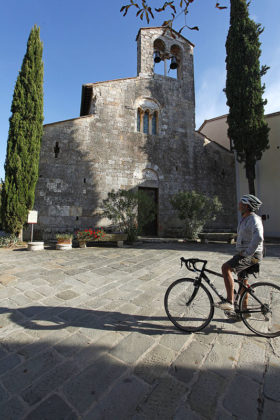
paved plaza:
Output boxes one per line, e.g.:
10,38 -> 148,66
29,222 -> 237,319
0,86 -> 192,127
0,241 -> 279,419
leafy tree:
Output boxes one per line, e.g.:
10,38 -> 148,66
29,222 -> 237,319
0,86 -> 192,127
170,191 -> 222,239
102,189 -> 156,242
225,0 -> 269,194
1,25 -> 44,235
121,0 -> 227,32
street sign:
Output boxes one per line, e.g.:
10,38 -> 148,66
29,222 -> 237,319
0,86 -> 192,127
27,210 -> 38,242
28,210 -> 38,224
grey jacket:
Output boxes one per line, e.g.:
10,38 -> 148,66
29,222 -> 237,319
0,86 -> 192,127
236,213 -> 264,257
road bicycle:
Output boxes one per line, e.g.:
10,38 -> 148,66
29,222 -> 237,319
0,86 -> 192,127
164,257 -> 280,338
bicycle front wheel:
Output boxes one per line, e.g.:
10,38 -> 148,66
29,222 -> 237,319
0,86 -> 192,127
164,278 -> 214,332
239,282 -> 280,338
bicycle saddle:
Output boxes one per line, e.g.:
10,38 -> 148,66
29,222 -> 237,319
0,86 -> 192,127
243,263 -> 260,275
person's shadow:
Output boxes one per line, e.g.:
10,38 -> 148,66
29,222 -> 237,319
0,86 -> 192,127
0,305 -> 179,335
0,305 -> 251,336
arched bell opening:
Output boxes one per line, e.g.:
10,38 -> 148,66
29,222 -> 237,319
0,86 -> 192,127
153,38 -> 166,76
169,44 -> 182,79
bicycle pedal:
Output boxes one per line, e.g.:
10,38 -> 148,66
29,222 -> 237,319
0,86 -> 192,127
224,310 -> 241,321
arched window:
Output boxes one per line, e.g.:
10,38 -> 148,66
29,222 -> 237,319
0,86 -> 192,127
135,98 -> 160,135
143,111 -> 149,134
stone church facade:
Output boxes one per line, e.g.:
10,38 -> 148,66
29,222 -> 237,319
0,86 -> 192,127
34,27 -> 237,239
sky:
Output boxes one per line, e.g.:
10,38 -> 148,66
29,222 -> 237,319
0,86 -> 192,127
1,0 -> 280,181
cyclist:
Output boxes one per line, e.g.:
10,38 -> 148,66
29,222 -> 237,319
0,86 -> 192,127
215,194 -> 264,311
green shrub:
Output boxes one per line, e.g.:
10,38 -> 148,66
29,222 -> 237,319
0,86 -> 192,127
102,189 -> 156,242
56,233 -> 73,240
170,191 -> 222,240
0,232 -> 19,248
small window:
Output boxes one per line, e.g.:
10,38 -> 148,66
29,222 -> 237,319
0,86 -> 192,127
137,109 -> 141,132
54,142 -> 60,158
143,111 -> 149,134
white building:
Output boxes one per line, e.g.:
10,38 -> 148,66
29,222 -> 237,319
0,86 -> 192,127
198,112 -> 280,238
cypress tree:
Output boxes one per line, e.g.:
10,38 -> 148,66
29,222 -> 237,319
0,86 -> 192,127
225,0 -> 269,195
1,25 -> 44,234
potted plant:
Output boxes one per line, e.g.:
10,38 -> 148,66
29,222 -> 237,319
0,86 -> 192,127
56,233 -> 73,250
75,228 -> 105,248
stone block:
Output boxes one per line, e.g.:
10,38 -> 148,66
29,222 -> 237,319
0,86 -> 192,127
170,340 -> 209,384
25,394 -> 78,420
21,361 -> 79,406
0,382 -> 9,404
222,374 -> 260,419
84,375 -> 149,420
264,355 -> 280,402
262,398 -> 280,420
0,397 -> 26,420
187,370 -> 226,419
136,375 -> 187,419
110,332 -> 155,364
2,350 -> 62,393
63,354 -> 127,414
55,290 -> 79,301
0,353 -> 22,376
134,344 -> 177,384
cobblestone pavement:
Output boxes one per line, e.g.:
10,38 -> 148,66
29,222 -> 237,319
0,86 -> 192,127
0,242 -> 279,420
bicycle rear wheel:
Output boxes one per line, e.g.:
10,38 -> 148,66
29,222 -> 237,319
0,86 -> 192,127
164,278 -> 214,332
239,282 -> 280,338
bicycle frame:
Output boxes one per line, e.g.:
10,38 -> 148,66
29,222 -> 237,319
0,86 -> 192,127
181,258 -> 268,316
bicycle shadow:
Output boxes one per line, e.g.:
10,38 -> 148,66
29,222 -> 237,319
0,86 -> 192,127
0,306 -> 255,337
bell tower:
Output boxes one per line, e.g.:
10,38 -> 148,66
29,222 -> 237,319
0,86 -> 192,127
136,27 -> 195,87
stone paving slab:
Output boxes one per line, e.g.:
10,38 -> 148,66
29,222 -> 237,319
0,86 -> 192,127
0,242 -> 279,419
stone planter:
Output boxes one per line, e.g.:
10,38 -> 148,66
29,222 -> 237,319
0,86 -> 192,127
56,237 -> 72,250
56,243 -> 72,250
92,233 -> 128,247
28,242 -> 44,251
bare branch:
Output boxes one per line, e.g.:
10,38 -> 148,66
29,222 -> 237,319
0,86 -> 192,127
121,1 -> 227,33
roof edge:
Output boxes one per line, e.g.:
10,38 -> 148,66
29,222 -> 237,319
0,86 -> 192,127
198,113 -> 228,131
82,76 -> 138,88
265,110 -> 280,119
136,26 -> 195,47
43,115 -> 94,128
196,130 -> 232,153
198,109 -> 280,132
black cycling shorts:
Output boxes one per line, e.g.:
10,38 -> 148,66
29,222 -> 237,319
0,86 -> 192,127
226,253 -> 262,278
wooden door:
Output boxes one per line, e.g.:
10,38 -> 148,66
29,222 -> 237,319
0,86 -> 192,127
138,187 -> 158,236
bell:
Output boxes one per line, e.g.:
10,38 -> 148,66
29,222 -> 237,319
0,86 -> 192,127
154,51 -> 161,63
170,56 -> 178,70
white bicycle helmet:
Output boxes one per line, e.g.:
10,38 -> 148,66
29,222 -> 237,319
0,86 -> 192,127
241,194 -> 262,211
